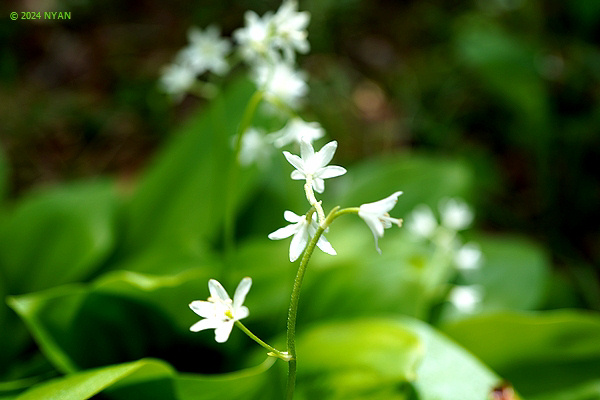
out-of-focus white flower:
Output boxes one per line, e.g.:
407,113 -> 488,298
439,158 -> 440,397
179,25 -> 231,75
406,205 -> 438,239
236,128 -> 272,166
268,117 -> 325,148
268,210 -> 336,262
159,63 -> 196,100
189,278 -> 252,343
454,242 -> 483,270
448,285 -> 483,313
358,191 -> 403,254
272,0 -> 310,62
234,10 -> 275,63
439,198 -> 473,231
283,139 -> 346,193
254,62 -> 308,109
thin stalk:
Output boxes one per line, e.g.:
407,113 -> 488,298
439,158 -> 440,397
235,321 -> 290,361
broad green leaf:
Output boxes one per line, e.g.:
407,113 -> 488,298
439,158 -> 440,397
122,77 -> 259,255
15,359 -> 175,400
336,154 -> 474,213
0,180 -> 118,294
442,310 -> 600,396
294,318 -> 423,399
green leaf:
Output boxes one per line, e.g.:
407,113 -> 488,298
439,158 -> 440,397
122,77 -> 259,255
294,318 -> 423,399
0,180 -> 118,294
15,359 -> 175,400
442,310 -> 600,396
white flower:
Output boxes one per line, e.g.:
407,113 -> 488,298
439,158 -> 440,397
189,277 -> 251,343
283,139 -> 346,193
454,242 -> 483,270
272,0 -> 310,62
236,128 -> 272,166
268,210 -> 336,262
178,25 -> 231,75
254,62 -> 308,109
448,285 -> 483,313
159,63 -> 196,100
358,191 -> 403,254
233,10 -> 275,63
268,117 -> 325,148
406,205 -> 438,238
439,198 -> 473,231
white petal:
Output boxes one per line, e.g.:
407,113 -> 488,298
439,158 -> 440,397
214,321 -> 235,343
312,177 -> 325,193
284,210 -> 303,223
189,300 -> 217,318
289,225 -> 309,262
233,277 -> 252,310
316,165 -> 347,179
190,318 -> 220,332
360,191 -> 403,214
359,214 -> 384,254
208,279 -> 230,302
299,139 -> 314,162
316,235 -> 337,256
290,170 -> 306,180
283,151 -> 305,172
236,306 -> 249,320
313,141 -> 338,168
268,223 -> 298,240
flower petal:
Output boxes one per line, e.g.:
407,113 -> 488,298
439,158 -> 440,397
312,177 -> 325,193
316,165 -> 347,179
189,300 -> 217,318
289,225 -> 309,262
313,140 -> 337,168
299,138 -> 314,162
236,306 -> 250,320
290,170 -> 306,180
268,223 -> 298,240
214,320 -> 235,343
283,151 -> 305,172
208,279 -> 230,302
284,210 -> 302,223
316,234 -> 337,256
360,191 -> 403,214
233,277 -> 252,310
190,318 -> 220,332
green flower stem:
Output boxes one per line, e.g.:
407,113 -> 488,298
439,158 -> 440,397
235,321 -> 290,361
224,90 -> 264,256
286,205 -> 357,400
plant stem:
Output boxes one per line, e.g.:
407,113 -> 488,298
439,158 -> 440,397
235,321 -> 290,361
285,206 -> 340,400
224,90 -> 263,256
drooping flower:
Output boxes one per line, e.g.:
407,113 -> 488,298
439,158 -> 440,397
159,63 -> 196,101
268,117 -> 325,148
268,210 -> 336,262
271,0 -> 310,62
439,198 -> 473,231
178,25 -> 231,75
189,277 -> 251,343
283,139 -> 346,193
253,62 -> 308,109
358,191 -> 403,254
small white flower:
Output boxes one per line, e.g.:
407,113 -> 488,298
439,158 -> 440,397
454,242 -> 483,270
283,139 -> 346,193
358,191 -> 403,254
272,0 -> 310,62
439,198 -> 473,231
236,128 -> 272,166
448,285 -> 483,313
268,117 -> 325,148
254,62 -> 308,109
268,210 -> 336,262
234,10 -> 275,63
159,63 -> 196,100
179,25 -> 231,75
189,277 -> 251,343
406,205 -> 438,239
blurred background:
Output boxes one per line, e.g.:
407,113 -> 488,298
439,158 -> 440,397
1,0 -> 600,398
